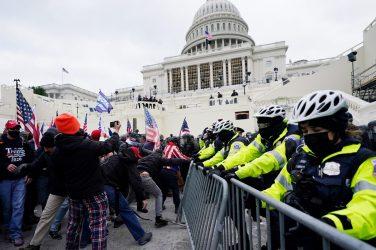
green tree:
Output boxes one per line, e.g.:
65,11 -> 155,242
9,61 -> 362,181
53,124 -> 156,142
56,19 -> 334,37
32,86 -> 47,97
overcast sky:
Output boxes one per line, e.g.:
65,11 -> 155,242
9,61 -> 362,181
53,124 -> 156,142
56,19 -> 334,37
0,0 -> 375,93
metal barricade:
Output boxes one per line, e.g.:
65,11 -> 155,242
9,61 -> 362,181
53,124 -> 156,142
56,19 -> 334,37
177,164 -> 228,250
222,178 -> 375,250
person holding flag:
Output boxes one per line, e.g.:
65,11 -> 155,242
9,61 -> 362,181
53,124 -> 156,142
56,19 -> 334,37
179,117 -> 190,136
144,108 -> 160,150
127,119 -> 132,134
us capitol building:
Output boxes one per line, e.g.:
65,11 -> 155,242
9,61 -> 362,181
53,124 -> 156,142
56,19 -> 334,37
1,0 -> 375,135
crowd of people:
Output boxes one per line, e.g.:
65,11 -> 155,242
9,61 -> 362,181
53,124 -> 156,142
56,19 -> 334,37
0,89 -> 375,249
0,115 -> 198,249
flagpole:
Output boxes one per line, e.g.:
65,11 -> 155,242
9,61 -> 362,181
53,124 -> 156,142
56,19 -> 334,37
14,79 -> 20,120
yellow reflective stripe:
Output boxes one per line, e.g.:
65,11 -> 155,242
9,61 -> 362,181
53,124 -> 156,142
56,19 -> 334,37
268,150 -> 285,166
276,173 -> 292,191
251,140 -> 263,152
273,127 -> 288,146
353,181 -> 376,193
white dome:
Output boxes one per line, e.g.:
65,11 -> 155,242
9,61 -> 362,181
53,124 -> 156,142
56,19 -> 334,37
182,0 -> 254,54
193,0 -> 241,24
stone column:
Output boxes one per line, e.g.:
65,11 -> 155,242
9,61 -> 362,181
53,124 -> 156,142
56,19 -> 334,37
197,64 -> 201,90
228,60 -> 232,85
180,67 -> 184,92
185,67 -> 189,91
164,70 -> 168,94
215,40 -> 217,49
169,69 -> 173,93
241,57 -> 246,82
222,60 -> 227,86
222,39 -> 225,48
209,62 -> 214,89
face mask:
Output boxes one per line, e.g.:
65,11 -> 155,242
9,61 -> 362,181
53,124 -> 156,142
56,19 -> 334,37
8,130 -> 20,138
217,130 -> 234,142
303,132 -> 339,159
259,126 -> 274,139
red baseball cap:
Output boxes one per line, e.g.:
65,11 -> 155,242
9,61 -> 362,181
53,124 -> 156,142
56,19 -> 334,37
5,120 -> 21,130
91,129 -> 101,141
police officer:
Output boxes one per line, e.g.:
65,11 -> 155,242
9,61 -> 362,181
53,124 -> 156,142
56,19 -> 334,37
194,122 -> 223,162
263,90 -> 376,248
197,120 -> 249,169
221,105 -> 301,190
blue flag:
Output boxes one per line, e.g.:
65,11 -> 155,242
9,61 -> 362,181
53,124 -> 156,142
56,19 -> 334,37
95,90 -> 113,113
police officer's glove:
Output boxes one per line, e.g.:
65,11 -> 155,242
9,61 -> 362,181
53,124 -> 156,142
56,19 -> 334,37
219,166 -> 238,178
195,162 -> 204,170
207,168 -> 221,178
224,172 -> 239,183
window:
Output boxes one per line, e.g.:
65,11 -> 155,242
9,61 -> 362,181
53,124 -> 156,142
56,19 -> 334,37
211,24 -> 214,31
200,63 -> 210,89
244,57 -> 248,75
233,24 -> 236,30
223,23 -> 225,30
265,60 -> 272,67
231,58 -> 243,85
238,24 -> 240,31
196,29 -> 198,36
183,67 -> 186,91
217,23 -> 220,31
235,111 -> 249,120
265,72 -> 273,83
225,60 -> 229,84
228,23 -> 231,30
171,68 -> 181,93
167,71 -> 170,93
213,61 -> 223,88
201,27 -> 203,35
152,78 -> 156,83
188,65 -> 198,91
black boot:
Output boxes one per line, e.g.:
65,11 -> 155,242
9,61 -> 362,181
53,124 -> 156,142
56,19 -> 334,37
155,216 -> 168,228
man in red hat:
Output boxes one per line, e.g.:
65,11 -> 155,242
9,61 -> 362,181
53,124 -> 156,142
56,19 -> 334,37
0,120 -> 34,247
52,113 -> 120,249
90,129 -> 101,141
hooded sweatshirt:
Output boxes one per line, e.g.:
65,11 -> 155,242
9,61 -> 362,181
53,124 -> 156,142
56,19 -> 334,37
53,132 -> 119,199
0,133 -> 34,180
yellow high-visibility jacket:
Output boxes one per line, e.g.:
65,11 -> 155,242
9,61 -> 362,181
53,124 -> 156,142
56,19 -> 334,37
203,133 -> 249,168
263,143 -> 376,240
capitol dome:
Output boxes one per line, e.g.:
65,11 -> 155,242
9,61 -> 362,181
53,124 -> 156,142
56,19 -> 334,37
182,0 -> 255,54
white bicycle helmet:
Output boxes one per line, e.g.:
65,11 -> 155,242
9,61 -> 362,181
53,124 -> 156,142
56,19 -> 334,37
254,105 -> 286,118
213,120 -> 234,134
291,90 -> 348,123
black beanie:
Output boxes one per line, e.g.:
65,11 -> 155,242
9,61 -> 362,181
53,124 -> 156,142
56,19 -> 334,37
40,132 -> 56,148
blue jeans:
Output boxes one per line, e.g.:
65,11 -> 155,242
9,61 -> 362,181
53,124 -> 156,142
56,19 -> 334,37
50,198 -> 69,232
104,185 -> 145,241
0,178 -> 26,239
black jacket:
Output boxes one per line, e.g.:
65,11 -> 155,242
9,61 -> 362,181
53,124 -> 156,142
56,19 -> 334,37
53,133 -> 119,199
137,152 -> 190,178
23,151 -> 66,197
0,134 -> 34,180
101,150 -> 145,201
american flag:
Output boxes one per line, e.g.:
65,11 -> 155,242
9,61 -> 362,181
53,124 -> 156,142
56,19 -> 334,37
40,122 -> 45,135
144,107 -> 160,150
127,119 -> 132,134
16,86 -> 40,149
205,30 -> 213,41
83,113 -> 88,132
179,117 -> 190,136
